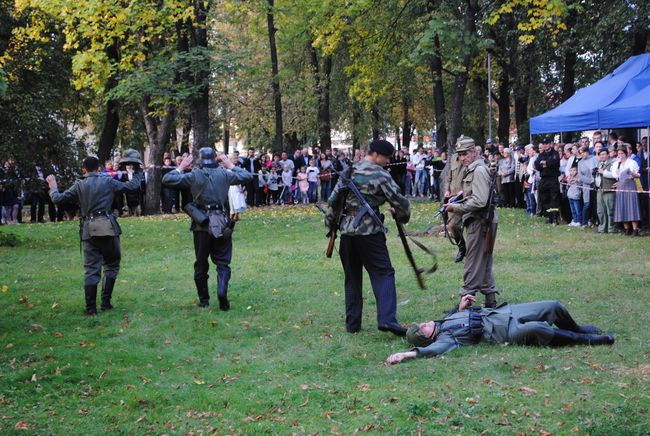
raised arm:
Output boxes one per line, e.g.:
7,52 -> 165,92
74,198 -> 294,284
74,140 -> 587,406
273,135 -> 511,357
47,175 -> 80,205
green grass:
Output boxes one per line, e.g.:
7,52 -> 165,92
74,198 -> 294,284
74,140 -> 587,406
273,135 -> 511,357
0,202 -> 648,434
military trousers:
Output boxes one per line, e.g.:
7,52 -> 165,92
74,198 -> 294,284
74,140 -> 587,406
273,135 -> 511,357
193,231 -> 232,302
460,219 -> 497,297
339,233 -> 399,331
83,236 -> 121,286
596,190 -> 616,232
537,177 -> 560,214
507,300 -> 582,346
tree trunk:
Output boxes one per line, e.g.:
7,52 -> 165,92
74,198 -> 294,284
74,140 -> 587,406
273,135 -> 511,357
496,61 -> 510,144
446,0 -> 478,153
223,108 -> 230,155
401,94 -> 412,151
371,106 -> 381,141
395,126 -> 401,148
561,8 -> 578,102
97,43 -> 120,164
307,41 -> 332,150
430,35 -> 447,150
141,98 -> 175,215
267,0 -> 283,151
352,102 -> 362,150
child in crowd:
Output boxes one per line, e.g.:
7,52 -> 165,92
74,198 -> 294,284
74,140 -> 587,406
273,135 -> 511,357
567,166 -> 582,227
281,165 -> 293,205
268,167 -> 279,204
306,159 -> 320,203
258,166 -> 269,206
298,166 -> 309,204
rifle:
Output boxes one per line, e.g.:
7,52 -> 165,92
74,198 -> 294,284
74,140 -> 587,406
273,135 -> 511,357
316,203 -> 339,258
435,193 -> 464,246
483,163 -> 500,254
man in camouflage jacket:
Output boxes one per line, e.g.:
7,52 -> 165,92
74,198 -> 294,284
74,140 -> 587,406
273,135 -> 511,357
327,139 -> 411,337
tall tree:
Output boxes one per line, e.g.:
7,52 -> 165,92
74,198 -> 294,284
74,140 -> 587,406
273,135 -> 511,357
266,0 -> 284,150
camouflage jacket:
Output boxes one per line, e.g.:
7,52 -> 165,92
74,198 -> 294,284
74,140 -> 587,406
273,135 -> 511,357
327,160 -> 411,236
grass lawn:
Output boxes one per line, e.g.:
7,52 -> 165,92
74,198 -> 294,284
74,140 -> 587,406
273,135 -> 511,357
0,202 -> 648,434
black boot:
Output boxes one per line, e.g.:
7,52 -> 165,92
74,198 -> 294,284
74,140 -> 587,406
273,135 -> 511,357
455,237 -> 466,263
549,329 -> 615,346
100,277 -> 116,311
217,268 -> 231,311
84,285 -> 97,315
484,293 -> 497,309
194,277 -> 210,307
378,322 -> 407,337
577,325 -> 602,334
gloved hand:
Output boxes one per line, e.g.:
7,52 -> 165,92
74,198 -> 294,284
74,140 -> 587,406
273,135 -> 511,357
324,209 -> 336,229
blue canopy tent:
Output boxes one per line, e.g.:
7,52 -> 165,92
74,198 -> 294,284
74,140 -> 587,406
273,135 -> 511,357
530,53 -> 650,134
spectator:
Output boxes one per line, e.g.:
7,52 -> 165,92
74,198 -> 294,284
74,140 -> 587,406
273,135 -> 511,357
566,167 -> 582,227
613,148 -> 641,236
268,167 -> 279,204
595,148 -> 618,234
297,166 -> 309,204
121,164 -> 142,216
280,165 -> 293,204
161,157 -> 176,213
319,153 -> 332,201
411,147 -> 426,197
243,147 -> 261,206
577,145 -> 597,227
498,148 -> 515,207
306,159 -> 320,203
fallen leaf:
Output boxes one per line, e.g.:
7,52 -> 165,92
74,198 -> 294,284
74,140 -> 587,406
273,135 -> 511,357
300,384 -> 309,390
19,295 -> 28,303
54,332 -> 63,338
14,421 -> 29,430
357,383 -> 370,392
194,380 -> 206,385
30,373 -> 37,382
164,339 -> 172,345
388,397 -> 399,403
211,320 -> 218,327
2,284 -> 8,293
5,343 -> 13,349
51,302 -> 60,309
120,316 -> 130,328
519,386 -> 537,395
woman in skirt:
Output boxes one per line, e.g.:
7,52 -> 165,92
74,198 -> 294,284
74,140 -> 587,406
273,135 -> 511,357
613,148 -> 641,236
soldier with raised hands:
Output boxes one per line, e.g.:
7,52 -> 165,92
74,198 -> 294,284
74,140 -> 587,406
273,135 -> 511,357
46,150 -> 144,315
326,139 -> 411,337
162,148 -> 252,310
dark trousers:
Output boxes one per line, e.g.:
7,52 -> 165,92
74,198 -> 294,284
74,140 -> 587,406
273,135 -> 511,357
339,233 -> 398,331
161,188 -> 175,213
193,231 -> 233,303
29,192 -> 45,222
538,177 -> 560,215
82,236 -> 121,286
246,180 -> 257,206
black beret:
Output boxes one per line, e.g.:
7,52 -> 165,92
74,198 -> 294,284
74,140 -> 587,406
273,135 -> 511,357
368,139 -> 395,157
542,137 -> 552,143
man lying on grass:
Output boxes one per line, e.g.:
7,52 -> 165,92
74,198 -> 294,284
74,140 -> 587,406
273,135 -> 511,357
386,295 -> 615,365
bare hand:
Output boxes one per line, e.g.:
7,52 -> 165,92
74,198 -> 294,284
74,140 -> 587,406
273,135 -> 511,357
443,203 -> 454,212
458,294 -> 476,311
46,174 -> 57,190
179,154 -> 193,172
386,352 -> 409,365
444,191 -> 451,198
218,152 -> 234,170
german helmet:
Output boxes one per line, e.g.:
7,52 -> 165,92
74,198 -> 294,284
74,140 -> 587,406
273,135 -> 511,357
120,148 -> 143,165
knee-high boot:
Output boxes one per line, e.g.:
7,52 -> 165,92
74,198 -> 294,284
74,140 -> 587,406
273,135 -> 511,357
549,329 -> 614,346
100,277 -> 116,311
455,236 -> 466,263
217,268 -> 231,311
84,284 -> 98,315
194,277 -> 210,307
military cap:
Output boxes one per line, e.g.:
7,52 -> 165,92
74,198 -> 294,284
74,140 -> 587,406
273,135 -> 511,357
368,139 -> 395,157
120,148 -> 143,165
406,323 -> 436,347
542,136 -> 552,143
455,135 -> 476,153
486,138 -> 493,145
199,147 -> 217,167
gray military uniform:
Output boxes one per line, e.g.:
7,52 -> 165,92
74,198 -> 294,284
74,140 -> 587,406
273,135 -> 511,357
50,171 -> 143,286
162,165 -> 252,307
412,301 -> 585,357
453,159 -> 498,299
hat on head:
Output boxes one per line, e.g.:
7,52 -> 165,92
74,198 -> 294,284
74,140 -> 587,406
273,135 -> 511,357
406,323 -> 436,347
455,135 -> 476,153
199,147 -> 217,167
120,149 -> 143,165
486,138 -> 493,145
516,145 -> 524,151
542,137 -> 552,143
368,139 -> 395,157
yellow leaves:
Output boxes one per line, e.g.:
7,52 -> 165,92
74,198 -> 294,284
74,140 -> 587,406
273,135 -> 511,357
2,284 -> 8,293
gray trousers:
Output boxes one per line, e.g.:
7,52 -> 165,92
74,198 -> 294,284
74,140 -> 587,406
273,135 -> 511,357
596,190 -> 615,232
83,236 -> 121,286
507,300 -> 581,346
460,219 -> 497,296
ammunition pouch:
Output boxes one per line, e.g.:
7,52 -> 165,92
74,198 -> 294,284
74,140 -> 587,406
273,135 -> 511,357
84,211 -> 118,237
208,209 -> 232,240
468,306 -> 484,339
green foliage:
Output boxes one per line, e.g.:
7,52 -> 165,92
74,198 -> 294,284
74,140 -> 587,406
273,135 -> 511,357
0,230 -> 20,246
0,204 -> 648,432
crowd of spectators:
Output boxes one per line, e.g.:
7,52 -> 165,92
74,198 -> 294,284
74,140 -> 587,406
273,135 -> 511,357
2,133 -> 647,234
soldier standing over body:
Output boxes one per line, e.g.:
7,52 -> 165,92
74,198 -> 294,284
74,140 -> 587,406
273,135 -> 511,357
443,152 -> 468,262
535,137 -> 561,225
326,139 -> 411,337
46,151 -> 144,315
443,136 -> 499,308
162,148 -> 252,309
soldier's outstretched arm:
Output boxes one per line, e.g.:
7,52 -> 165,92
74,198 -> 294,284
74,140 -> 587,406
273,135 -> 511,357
218,153 -> 252,185
47,175 -> 80,205
380,174 -> 411,223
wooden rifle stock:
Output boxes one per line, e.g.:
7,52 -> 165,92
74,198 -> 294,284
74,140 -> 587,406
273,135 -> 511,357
326,230 -> 337,258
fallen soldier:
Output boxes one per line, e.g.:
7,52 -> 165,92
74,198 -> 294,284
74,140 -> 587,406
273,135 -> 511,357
386,295 -> 614,364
